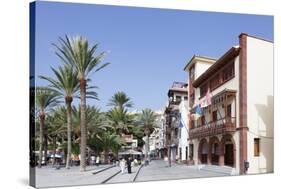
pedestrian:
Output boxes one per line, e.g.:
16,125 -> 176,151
120,158 -> 126,174
164,156 -> 168,167
133,158 -> 138,166
127,157 -> 132,174
96,156 -> 100,166
91,155 -> 96,166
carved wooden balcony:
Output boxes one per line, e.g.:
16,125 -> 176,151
189,117 -> 236,139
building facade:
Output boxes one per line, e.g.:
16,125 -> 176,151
184,33 -> 273,174
164,82 -> 188,163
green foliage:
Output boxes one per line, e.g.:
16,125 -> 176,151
35,87 -> 60,113
53,35 -> 110,80
138,108 -> 158,136
107,91 -> 133,109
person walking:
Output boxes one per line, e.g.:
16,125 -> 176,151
91,155 -> 96,166
96,156 -> 100,166
120,158 -> 126,174
127,157 -> 132,174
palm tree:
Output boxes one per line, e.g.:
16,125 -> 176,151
106,108 -> 134,135
46,109 -> 67,166
53,35 -> 110,171
138,109 -> 157,162
40,65 -> 79,169
72,105 -> 108,162
35,87 -> 59,168
98,132 -> 125,164
108,92 -> 133,110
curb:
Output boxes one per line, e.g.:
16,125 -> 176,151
92,165 -> 115,175
133,165 -> 143,182
101,170 -> 121,184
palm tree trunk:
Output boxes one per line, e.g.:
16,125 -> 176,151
38,113 -> 44,168
52,136 -> 56,166
104,150 -> 109,164
80,78 -> 87,171
65,98 -> 73,169
144,129 -> 150,162
44,128 -> 48,165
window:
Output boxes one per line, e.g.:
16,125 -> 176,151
227,104 -> 232,117
179,147 -> 182,160
254,138 -> 260,157
184,96 -> 188,101
175,128 -> 178,138
185,146 -> 188,160
223,62 -> 235,82
191,120 -> 195,129
201,115 -> 206,126
200,84 -> 208,97
176,96 -> 181,102
190,93 -> 195,107
210,74 -> 221,90
212,110 -> 217,121
189,66 -> 195,81
189,144 -> 194,160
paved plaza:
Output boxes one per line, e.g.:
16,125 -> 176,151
36,160 -> 228,188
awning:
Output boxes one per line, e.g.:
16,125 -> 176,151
119,149 -> 143,155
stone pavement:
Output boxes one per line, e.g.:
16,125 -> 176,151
35,160 -> 229,188
36,164 -> 119,188
135,160 -> 228,182
106,165 -> 141,184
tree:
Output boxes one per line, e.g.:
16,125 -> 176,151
45,108 -> 67,166
40,65 -> 79,169
35,87 -> 59,168
53,35 -> 110,171
72,105 -> 108,162
98,132 -> 125,164
106,108 -> 135,135
108,91 -> 133,110
138,109 -> 157,162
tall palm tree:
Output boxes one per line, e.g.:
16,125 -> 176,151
138,109 -> 157,162
53,35 -> 110,171
40,65 -> 79,169
35,87 -> 59,168
108,92 -> 133,110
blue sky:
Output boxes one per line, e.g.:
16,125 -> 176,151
34,1 -> 273,112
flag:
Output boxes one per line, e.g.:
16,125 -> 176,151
200,88 -> 212,108
206,88 -> 212,106
195,105 -> 202,115
191,104 -> 202,120
179,112 -> 185,128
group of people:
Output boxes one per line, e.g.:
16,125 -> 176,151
118,157 -> 138,174
90,155 -> 100,166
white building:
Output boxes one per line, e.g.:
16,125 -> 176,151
148,110 -> 165,158
184,33 -> 273,174
177,100 -> 190,163
164,82 -> 188,162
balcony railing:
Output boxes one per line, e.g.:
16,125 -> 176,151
189,117 -> 236,139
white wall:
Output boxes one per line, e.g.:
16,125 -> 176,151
246,36 -> 274,174
178,101 -> 189,160
195,61 -> 212,80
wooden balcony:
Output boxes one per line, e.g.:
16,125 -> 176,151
189,117 -> 236,139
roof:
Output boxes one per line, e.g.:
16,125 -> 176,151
167,81 -> 188,95
192,46 -> 240,88
183,55 -> 217,71
240,33 -> 273,43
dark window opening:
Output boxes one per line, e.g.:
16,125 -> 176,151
254,138 -> 260,157
212,110 -> 217,121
